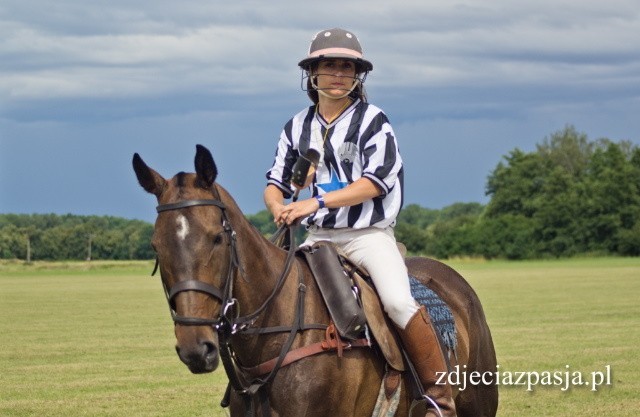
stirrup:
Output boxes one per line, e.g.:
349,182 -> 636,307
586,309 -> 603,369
409,395 -> 444,417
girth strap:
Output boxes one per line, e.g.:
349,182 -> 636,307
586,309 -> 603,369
242,323 -> 371,377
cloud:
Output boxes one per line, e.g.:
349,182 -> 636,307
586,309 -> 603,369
365,1 -> 640,89
2,0 -> 639,106
1,26 -> 300,100
1,1 -> 639,219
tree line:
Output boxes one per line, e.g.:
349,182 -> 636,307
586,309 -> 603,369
1,126 -> 638,261
0,213 -> 154,261
393,126 -> 640,259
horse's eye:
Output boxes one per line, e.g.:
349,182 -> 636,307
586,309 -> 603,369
213,233 -> 224,246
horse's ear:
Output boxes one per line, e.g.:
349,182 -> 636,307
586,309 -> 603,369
132,153 -> 166,196
194,144 -> 217,189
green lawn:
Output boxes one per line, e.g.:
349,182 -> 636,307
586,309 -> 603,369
0,261 -> 227,417
448,257 -> 640,416
1,258 -> 638,416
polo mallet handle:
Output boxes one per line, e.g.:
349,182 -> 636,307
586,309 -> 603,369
291,149 -> 320,202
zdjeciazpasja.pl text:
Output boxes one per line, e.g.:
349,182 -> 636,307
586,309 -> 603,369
436,365 -> 612,392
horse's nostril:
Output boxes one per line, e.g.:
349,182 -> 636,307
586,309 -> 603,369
202,341 -> 217,357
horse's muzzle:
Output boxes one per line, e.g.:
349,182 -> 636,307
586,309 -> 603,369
176,339 -> 219,374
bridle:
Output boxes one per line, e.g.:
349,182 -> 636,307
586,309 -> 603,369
153,195 -> 239,328
152,185 -> 300,330
151,185 -> 302,417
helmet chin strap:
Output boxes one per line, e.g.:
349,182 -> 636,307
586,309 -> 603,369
310,74 -> 360,100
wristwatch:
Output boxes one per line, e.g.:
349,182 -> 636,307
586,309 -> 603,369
314,194 -> 326,209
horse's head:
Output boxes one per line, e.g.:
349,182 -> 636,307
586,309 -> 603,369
133,145 -> 233,374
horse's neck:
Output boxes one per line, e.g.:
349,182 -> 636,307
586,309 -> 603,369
220,190 -> 295,313
235,217 -> 289,283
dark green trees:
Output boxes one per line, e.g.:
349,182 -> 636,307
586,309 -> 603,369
0,214 -> 155,261
482,126 -> 639,258
394,126 -> 639,259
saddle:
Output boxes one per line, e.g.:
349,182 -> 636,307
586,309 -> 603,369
300,241 -> 458,371
299,240 -> 407,372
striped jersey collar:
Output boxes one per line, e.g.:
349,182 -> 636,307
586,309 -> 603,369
315,98 -> 361,128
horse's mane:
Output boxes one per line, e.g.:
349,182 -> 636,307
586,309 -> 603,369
172,172 -> 191,198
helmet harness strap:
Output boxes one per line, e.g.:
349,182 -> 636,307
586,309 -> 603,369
303,70 -> 368,100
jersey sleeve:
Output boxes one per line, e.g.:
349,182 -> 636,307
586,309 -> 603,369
360,113 -> 403,197
265,120 -> 297,199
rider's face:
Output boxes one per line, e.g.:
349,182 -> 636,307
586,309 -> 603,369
313,59 -> 357,97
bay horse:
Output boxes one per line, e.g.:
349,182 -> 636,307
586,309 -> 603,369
133,145 -> 498,417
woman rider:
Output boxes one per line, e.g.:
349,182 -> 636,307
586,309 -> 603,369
264,28 -> 456,417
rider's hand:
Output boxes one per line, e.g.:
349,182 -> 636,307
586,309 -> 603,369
280,198 -> 321,225
269,202 -> 288,227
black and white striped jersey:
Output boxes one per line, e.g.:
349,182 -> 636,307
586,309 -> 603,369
266,99 -> 404,229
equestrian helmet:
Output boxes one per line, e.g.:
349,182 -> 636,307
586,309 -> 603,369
298,28 -> 373,73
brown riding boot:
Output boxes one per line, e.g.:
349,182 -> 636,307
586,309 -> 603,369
397,306 -> 457,417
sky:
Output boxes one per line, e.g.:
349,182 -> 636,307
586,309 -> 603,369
1,0 -> 639,223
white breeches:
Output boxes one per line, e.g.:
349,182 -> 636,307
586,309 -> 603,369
303,226 -> 419,329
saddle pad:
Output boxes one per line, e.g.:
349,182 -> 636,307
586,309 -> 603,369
409,275 -> 457,352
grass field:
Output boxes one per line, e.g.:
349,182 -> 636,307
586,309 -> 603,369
1,258 -> 638,416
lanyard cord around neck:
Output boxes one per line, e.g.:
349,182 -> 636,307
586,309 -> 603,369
316,98 -> 352,145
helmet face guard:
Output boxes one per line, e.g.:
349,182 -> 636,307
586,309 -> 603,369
299,70 -> 368,101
